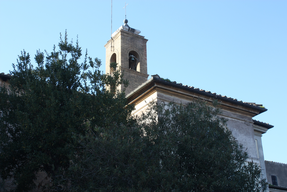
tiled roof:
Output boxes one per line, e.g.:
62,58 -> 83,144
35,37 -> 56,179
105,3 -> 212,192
151,74 -> 267,113
265,160 -> 287,165
253,120 -> 273,129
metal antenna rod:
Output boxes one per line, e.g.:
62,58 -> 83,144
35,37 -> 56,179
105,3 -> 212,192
111,0 -> 113,37
111,0 -> 114,51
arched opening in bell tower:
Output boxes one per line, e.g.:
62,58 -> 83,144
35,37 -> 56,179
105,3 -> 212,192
129,51 -> 140,72
110,53 -> 117,74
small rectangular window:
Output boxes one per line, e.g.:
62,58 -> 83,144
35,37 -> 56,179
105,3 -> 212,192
271,175 -> 278,186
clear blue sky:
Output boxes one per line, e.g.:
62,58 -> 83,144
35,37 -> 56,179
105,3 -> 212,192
1,0 -> 286,164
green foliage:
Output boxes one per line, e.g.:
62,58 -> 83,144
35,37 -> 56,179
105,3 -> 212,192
0,32 -> 266,192
110,62 -> 117,70
162,78 -> 171,82
159,102 -> 267,191
0,32 -> 131,192
58,101 -> 267,192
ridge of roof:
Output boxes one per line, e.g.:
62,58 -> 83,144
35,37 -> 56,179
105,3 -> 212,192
150,74 -> 267,113
265,160 -> 287,165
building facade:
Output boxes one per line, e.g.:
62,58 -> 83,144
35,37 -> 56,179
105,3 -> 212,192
105,20 -> 274,183
0,19 -> 280,192
105,19 -> 148,95
265,161 -> 287,192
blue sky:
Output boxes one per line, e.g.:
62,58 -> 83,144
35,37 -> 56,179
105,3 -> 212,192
1,0 -> 286,164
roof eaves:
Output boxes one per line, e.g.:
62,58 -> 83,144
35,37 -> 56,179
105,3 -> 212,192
152,75 -> 267,113
269,185 -> 287,190
253,120 -> 274,129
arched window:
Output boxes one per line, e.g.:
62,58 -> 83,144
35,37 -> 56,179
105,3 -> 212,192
109,53 -> 117,94
110,53 -> 117,74
129,51 -> 139,71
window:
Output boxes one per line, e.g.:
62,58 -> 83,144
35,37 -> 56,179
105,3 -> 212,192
129,51 -> 139,71
110,53 -> 117,74
271,175 -> 278,186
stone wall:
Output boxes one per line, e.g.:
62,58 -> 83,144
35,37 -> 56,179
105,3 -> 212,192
105,29 -> 148,95
129,83 -> 268,182
266,161 -> 287,188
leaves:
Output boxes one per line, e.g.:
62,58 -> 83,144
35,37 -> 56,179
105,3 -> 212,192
0,32 -> 128,192
0,32 -> 266,191
58,101 -> 267,192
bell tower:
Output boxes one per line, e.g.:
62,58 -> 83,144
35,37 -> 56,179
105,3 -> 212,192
105,19 -> 148,95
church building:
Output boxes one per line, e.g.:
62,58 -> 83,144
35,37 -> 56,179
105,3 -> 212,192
105,19 -> 273,182
1,19 -> 283,192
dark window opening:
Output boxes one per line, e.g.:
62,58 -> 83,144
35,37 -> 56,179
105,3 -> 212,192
110,53 -> 117,74
271,175 -> 278,186
129,51 -> 139,71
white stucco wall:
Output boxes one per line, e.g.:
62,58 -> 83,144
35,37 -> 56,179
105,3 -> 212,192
133,91 -> 258,157
130,89 -> 268,183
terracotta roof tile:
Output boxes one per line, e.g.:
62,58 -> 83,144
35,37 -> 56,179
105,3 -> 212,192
253,120 -> 274,129
153,74 -> 267,113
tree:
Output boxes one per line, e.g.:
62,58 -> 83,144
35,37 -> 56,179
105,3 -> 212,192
0,32 -> 131,192
0,32 -> 266,192
59,101 -> 267,192
144,101 -> 267,192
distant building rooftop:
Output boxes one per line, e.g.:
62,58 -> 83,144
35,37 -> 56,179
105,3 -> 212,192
265,161 -> 287,190
0,72 -> 11,81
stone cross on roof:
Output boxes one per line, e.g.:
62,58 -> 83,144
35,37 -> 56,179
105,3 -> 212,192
123,3 -> 128,20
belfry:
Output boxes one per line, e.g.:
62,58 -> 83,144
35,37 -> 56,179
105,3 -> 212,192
105,19 -> 148,95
